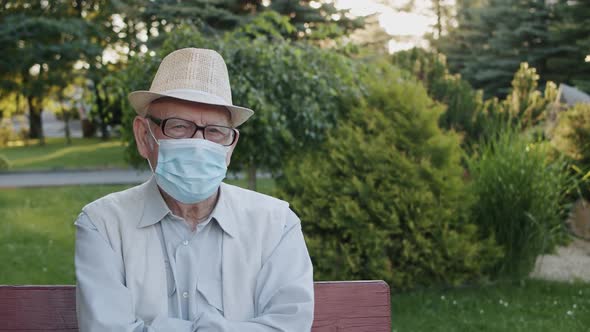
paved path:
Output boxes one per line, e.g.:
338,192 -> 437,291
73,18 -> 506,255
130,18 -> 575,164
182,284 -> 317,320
0,169 -> 255,188
531,238 -> 590,282
0,169 -> 152,188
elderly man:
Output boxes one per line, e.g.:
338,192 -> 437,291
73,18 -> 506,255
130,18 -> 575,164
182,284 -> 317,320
74,48 -> 314,331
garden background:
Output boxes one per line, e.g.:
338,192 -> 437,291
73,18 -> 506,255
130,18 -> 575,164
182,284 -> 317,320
1,1 -> 590,331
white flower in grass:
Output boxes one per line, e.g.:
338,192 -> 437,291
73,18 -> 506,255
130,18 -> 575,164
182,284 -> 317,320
567,310 -> 573,316
441,295 -> 446,301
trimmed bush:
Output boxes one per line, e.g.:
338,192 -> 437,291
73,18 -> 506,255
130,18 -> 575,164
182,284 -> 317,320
0,155 -> 10,170
551,103 -> 590,200
277,64 -> 502,290
468,128 -> 570,278
552,103 -> 590,168
0,118 -> 16,147
391,48 -> 487,148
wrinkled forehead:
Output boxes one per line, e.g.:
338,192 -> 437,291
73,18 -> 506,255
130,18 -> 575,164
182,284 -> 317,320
147,97 -> 232,125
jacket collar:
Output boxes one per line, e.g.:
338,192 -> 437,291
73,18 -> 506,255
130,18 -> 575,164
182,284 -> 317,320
137,177 -> 237,238
210,183 -> 237,238
137,176 -> 169,229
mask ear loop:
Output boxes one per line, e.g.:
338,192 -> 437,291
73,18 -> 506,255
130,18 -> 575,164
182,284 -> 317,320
145,118 -> 160,172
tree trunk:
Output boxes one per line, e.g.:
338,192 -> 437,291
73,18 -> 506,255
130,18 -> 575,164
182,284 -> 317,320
16,93 -> 28,146
15,92 -> 21,114
93,84 -> 109,140
61,94 -> 72,145
247,163 -> 257,191
27,96 -> 45,145
434,0 -> 442,40
64,111 -> 71,145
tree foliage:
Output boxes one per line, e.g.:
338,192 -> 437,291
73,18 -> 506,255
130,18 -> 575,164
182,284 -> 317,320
547,0 -> 590,93
505,63 -> 557,128
437,0 -> 556,98
277,63 -> 502,289
113,20 -> 361,181
0,0 -> 364,144
392,48 -> 486,147
0,1 -> 101,142
394,47 -> 559,150
478,62 -> 558,140
552,103 -> 590,173
108,0 -> 362,51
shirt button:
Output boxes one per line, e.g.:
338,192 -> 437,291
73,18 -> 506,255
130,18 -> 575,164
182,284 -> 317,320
182,240 -> 189,246
182,291 -> 189,298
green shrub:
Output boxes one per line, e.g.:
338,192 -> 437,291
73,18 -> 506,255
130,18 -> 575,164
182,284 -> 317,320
115,20 -> 361,178
468,128 -> 570,279
481,63 -> 558,137
0,118 -> 16,147
277,64 -> 502,290
391,48 -> 487,148
551,103 -> 590,200
552,103 -> 590,167
0,155 -> 10,170
504,63 -> 557,129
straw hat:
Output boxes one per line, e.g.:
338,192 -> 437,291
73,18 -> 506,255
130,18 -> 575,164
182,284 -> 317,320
128,48 -> 254,127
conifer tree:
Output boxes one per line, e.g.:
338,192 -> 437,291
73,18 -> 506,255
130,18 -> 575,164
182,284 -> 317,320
547,0 -> 590,93
438,0 -> 556,98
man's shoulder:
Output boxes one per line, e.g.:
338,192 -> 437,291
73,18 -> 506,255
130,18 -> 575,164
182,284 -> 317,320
82,180 -> 149,215
220,182 -> 289,211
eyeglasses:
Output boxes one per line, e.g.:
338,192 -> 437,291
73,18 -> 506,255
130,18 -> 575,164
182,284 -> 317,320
146,115 -> 237,146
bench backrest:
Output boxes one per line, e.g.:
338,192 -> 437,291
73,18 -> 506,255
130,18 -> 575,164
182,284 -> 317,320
0,280 -> 390,331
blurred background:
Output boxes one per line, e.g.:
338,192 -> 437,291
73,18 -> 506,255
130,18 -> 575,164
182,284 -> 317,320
1,0 -> 589,330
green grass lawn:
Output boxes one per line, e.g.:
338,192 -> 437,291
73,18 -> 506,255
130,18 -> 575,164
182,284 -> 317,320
392,280 -> 590,332
0,137 -> 127,171
0,178 -> 273,284
0,184 -> 127,284
2,181 -> 588,331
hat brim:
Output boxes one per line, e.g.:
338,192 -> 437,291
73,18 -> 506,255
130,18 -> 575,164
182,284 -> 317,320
128,89 -> 254,127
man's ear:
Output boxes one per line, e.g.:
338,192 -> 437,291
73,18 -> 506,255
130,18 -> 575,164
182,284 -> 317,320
133,116 -> 151,159
226,129 -> 239,166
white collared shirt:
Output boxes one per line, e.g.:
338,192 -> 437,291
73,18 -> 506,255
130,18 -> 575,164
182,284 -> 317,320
75,178 -> 314,331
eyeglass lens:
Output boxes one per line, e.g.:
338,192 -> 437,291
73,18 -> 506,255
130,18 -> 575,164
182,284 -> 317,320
163,118 -> 234,145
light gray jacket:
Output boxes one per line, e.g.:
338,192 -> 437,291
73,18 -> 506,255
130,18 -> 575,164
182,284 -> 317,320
76,179 -> 314,331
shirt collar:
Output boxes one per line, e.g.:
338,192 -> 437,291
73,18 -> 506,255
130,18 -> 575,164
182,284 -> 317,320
137,178 -> 237,238
137,176 -> 171,229
210,183 -> 237,238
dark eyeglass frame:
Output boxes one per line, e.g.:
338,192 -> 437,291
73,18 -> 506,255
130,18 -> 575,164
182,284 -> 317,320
146,115 -> 237,146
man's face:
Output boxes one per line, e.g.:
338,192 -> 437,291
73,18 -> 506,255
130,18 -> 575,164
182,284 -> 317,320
133,98 -> 239,169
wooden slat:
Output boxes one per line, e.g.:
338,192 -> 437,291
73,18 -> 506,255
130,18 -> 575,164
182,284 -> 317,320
0,286 -> 77,331
312,281 -> 391,332
0,281 -> 390,331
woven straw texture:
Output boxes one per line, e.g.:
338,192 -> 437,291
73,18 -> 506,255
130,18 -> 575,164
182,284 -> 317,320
128,48 -> 254,127
150,48 -> 232,104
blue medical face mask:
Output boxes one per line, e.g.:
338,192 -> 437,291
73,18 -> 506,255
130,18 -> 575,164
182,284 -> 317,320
146,123 -> 229,204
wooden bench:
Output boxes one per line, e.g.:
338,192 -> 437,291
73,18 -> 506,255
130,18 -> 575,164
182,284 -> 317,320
0,280 -> 390,331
